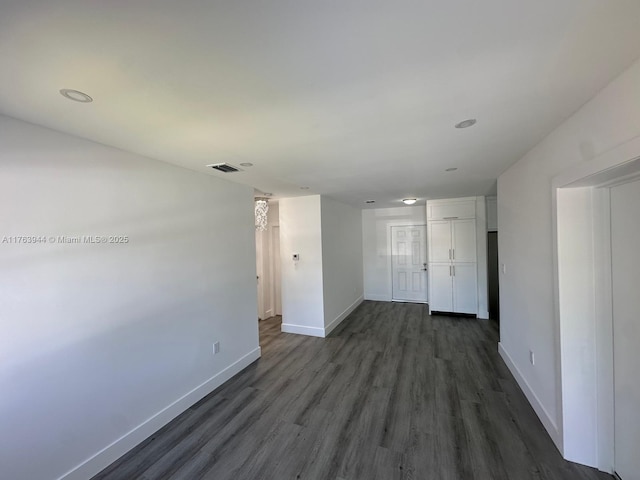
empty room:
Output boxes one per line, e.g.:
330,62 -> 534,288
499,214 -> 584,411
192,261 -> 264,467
1,1 -> 640,480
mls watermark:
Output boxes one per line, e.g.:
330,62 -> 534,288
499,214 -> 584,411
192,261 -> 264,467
2,235 -> 130,245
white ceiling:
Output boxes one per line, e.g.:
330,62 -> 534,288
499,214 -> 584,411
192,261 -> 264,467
1,0 -> 640,208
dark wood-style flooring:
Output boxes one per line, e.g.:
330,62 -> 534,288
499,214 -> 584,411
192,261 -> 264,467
92,301 -> 612,480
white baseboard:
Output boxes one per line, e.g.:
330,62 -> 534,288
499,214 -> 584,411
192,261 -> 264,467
498,342 -> 561,451
57,347 -> 262,480
281,323 -> 325,337
477,309 -> 489,320
364,293 -> 391,302
325,296 -> 364,336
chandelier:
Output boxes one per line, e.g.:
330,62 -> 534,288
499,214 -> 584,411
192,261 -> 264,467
255,199 -> 269,231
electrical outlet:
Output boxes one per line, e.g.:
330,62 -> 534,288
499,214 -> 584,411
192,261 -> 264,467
529,350 -> 535,365
213,341 -> 220,355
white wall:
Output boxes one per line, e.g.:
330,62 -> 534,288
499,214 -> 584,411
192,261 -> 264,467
486,196 -> 498,231
268,200 -> 280,227
279,196 -> 325,337
321,197 -> 364,334
362,206 -> 426,301
0,115 -> 260,480
497,56 -> 640,458
475,196 -> 489,319
279,196 -> 363,337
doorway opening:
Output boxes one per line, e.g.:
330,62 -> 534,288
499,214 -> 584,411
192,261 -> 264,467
487,231 -> 499,322
553,144 -> 640,474
255,200 -> 282,327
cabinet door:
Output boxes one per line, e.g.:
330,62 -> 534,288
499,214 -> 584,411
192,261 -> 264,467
452,219 -> 477,263
428,221 -> 452,263
428,264 -> 453,312
452,263 -> 477,314
427,201 -> 476,220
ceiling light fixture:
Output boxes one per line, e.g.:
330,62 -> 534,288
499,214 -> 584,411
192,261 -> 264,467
59,89 -> 93,103
263,192 -> 273,197
255,199 -> 269,231
365,200 -> 375,204
446,167 -> 458,172
455,119 -> 477,129
239,162 -> 253,167
402,198 -> 417,205
300,186 -> 310,190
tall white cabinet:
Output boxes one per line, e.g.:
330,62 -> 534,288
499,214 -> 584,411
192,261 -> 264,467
427,198 -> 480,315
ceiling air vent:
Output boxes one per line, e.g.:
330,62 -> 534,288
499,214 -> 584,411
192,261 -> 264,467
207,163 -> 242,173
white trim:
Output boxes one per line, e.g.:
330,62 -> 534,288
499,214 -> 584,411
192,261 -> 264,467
425,195 -> 478,205
325,296 -> 364,335
57,347 -> 262,480
364,293 -> 391,302
499,342 -> 561,450
553,134 -> 640,188
551,138 -> 640,472
281,323 -> 325,337
593,188 -> 615,473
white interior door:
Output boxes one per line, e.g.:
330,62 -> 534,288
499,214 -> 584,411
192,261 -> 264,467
611,178 -> 640,480
255,230 -> 265,319
391,225 -> 428,303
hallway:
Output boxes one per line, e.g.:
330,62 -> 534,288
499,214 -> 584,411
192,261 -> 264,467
92,302 -> 610,480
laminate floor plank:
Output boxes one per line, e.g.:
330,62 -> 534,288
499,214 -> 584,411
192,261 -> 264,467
434,412 -> 475,480
380,337 -> 419,452
460,399 -> 510,480
335,385 -> 391,480
92,395 -> 227,480
136,387 -> 260,480
91,302 -> 612,480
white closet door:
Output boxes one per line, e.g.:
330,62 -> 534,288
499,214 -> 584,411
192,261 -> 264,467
428,221 -> 452,263
611,179 -> 640,480
428,264 -> 453,311
452,263 -> 477,314
452,219 -> 477,263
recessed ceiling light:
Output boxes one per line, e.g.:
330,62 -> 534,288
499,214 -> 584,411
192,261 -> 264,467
446,167 -> 458,172
59,89 -> 93,103
402,198 -> 417,205
239,162 -> 253,167
300,186 -> 310,190
365,200 -> 375,204
455,119 -> 476,129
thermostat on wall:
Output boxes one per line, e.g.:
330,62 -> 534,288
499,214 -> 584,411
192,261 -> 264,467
292,254 -> 300,261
